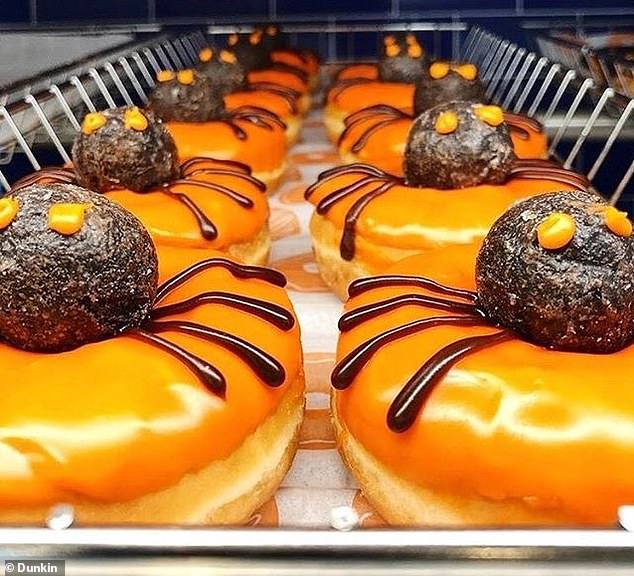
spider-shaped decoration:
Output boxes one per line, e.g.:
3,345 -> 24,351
11,107 -> 267,242
331,190 -> 634,432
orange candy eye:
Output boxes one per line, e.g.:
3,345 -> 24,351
604,206 -> 633,237
177,69 -> 195,85
266,25 -> 277,36
249,31 -> 262,45
0,198 -> 19,229
124,107 -> 149,131
156,69 -> 175,82
536,213 -> 576,250
220,50 -> 237,64
406,33 -> 416,45
429,62 -> 450,79
48,203 -> 90,236
386,44 -> 401,57
435,111 -> 459,134
455,63 -> 478,80
199,48 -> 213,62
383,35 -> 396,46
228,33 -> 239,46
408,44 -> 423,58
81,112 -> 107,135
474,105 -> 504,127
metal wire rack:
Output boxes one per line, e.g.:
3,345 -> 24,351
1,22 -> 634,573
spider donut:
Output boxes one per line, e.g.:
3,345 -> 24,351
325,34 -> 426,142
337,61 -> 547,173
0,183 -> 304,525
13,106 -> 271,265
305,101 -> 588,299
149,70 -> 288,190
332,189 -> 634,526
197,48 -> 304,144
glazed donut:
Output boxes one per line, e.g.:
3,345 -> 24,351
196,47 -> 304,144
149,70 -> 288,190
0,183 -> 304,525
306,101 -> 589,299
336,61 -> 548,163
332,190 -> 634,526
13,107 -> 271,265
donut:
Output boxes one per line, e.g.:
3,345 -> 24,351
331,190 -> 634,526
305,101 -> 589,299
325,34 -> 426,142
12,107 -> 271,265
0,183 -> 304,525
149,70 -> 288,190
337,61 -> 548,167
196,47 -> 303,144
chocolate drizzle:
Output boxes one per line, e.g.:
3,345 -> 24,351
246,83 -> 300,114
503,112 -> 544,141
328,77 -> 375,103
10,156 -> 266,242
332,272 -> 514,432
338,105 -> 409,154
306,161 -> 589,262
127,257 -> 293,397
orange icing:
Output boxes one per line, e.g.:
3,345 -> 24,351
248,69 -> 308,94
157,70 -> 176,82
327,82 -> 414,114
81,112 -> 107,135
475,104 -> 504,126
176,69 -> 195,85
336,64 -> 379,81
429,62 -> 450,79
386,44 -> 401,57
199,48 -> 213,62
338,114 -> 548,177
604,206 -> 632,237
455,63 -> 478,80
220,50 -> 237,64
407,44 -> 423,58
165,119 -> 287,173
335,255 -> 634,524
536,212 -> 576,249
0,246 -> 301,506
124,107 -> 148,131
307,171 -> 580,271
47,203 -> 90,235
271,51 -> 311,74
105,159 -> 268,250
225,90 -> 296,119
435,111 -> 459,134
0,198 -> 19,229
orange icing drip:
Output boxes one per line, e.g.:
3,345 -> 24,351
0,247 -> 301,506
429,62 -> 450,79
199,48 -> 213,62
455,63 -> 478,80
386,44 -> 401,57
0,198 -> 19,229
105,159 -> 269,250
124,107 -> 149,132
47,203 -> 90,235
177,69 -> 195,85
435,111 -> 459,134
475,105 -> 505,127
81,112 -> 107,135
165,119 -> 287,174
157,69 -> 176,82
220,50 -> 237,64
407,44 -> 423,58
335,254 -> 634,524
228,33 -> 239,46
536,213 -> 576,250
307,171 -> 580,271
604,206 -> 633,237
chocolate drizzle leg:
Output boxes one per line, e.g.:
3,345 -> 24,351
503,112 -> 544,141
338,105 -> 411,154
348,275 -> 478,301
387,330 -> 513,432
510,159 -> 590,189
11,167 -> 79,191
